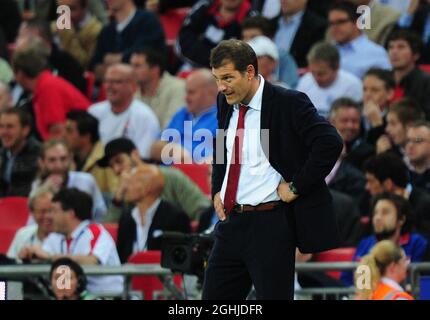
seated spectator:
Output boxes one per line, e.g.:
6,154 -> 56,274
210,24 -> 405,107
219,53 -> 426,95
273,0 -> 327,69
297,42 -> 362,118
405,121 -> 430,193
329,98 -> 375,170
246,35 -> 289,88
18,188 -> 124,296
97,138 -> 212,222
352,0 -> 400,46
131,47 -> 185,128
376,98 -> 424,156
32,140 -> 107,222
162,68 -> 218,163
0,82 -> 13,112
89,0 -> 165,82
362,68 -> 395,145
364,152 -> 430,241
241,15 -> 298,88
176,0 -> 255,68
341,192 -> 429,286
15,0 -> 107,24
11,44 -> 90,140
328,2 -> 391,79
7,187 -> 54,259
65,111 -> 118,195
117,165 -> 191,263
51,0 -> 103,69
387,30 -> 430,118
50,257 -> 97,300
397,0 -> 430,64
355,240 -> 413,300
0,109 -> 41,197
17,18 -> 87,93
88,63 -> 160,159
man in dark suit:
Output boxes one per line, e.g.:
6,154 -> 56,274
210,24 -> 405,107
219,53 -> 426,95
203,39 -> 343,300
273,0 -> 327,68
116,164 -> 191,263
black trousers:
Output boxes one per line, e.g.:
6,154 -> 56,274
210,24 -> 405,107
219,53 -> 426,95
202,204 -> 296,300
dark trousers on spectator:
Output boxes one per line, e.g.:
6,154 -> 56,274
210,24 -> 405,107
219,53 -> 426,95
202,204 -> 296,300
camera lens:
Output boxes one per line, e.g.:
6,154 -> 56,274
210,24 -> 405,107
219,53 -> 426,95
172,246 -> 187,265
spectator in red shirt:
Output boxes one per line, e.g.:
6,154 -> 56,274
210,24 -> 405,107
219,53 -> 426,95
11,44 -> 90,140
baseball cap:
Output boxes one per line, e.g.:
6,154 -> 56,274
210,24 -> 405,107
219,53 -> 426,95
97,138 -> 137,167
247,35 -> 279,61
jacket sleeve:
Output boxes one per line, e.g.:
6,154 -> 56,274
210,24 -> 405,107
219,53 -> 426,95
211,94 -> 227,200
291,91 -> 343,195
176,0 -> 213,67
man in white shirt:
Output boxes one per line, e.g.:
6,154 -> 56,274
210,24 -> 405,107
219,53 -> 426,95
7,187 -> 54,259
31,140 -> 107,221
89,63 -> 160,159
296,41 -> 362,118
19,188 -> 124,296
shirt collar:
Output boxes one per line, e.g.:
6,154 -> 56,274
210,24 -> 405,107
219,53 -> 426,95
132,198 -> 161,226
116,9 -> 136,33
282,10 -> 304,25
234,75 -> 265,111
381,277 -> 404,292
70,220 -> 90,240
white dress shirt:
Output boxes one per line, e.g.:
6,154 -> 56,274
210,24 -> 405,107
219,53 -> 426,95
220,76 -> 282,206
7,225 -> 41,259
131,198 -> 160,253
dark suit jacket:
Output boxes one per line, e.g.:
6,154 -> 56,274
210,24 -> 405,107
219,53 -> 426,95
212,81 -> 343,253
273,10 -> 327,68
117,200 -> 191,263
410,187 -> 430,242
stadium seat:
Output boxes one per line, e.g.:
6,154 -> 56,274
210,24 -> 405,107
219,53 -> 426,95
313,247 -> 356,280
128,250 -> 182,300
0,197 -> 30,226
0,226 -> 19,254
103,223 -> 118,243
172,163 -> 210,196
159,8 -> 190,46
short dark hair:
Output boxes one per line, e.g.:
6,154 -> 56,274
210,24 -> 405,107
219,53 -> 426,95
66,111 -> 99,144
329,97 -> 361,118
307,41 -> 340,69
210,39 -> 259,75
241,15 -> 276,39
0,108 -> 32,128
12,44 -> 48,78
389,98 -> 425,127
364,152 -> 409,188
132,47 -> 167,75
328,2 -> 360,22
52,188 -> 93,221
387,29 -> 423,56
371,192 -> 413,234
364,68 -> 395,90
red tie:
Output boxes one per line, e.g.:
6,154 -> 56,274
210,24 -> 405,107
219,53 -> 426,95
224,104 -> 249,214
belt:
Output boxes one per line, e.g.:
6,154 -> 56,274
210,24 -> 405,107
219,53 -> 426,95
231,201 -> 283,213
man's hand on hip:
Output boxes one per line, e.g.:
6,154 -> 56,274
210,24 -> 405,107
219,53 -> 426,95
214,192 -> 226,221
277,182 -> 298,203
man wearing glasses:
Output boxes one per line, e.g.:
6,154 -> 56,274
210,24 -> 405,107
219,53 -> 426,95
328,2 -> 391,79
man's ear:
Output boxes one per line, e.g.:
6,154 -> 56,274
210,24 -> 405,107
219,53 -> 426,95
22,125 -> 31,138
246,64 -> 256,79
382,178 -> 394,191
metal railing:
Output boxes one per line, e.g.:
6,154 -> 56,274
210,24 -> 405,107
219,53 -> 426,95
0,262 -> 429,300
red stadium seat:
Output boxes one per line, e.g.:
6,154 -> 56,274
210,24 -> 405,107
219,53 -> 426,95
172,163 -> 210,196
103,223 -> 118,243
0,197 -> 30,226
0,226 -> 19,254
313,247 -> 356,280
128,251 -> 182,300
